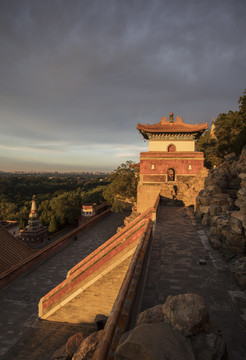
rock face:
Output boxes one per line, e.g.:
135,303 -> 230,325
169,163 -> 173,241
196,146 -> 246,253
162,294 -> 209,337
115,323 -> 196,360
72,330 -> 104,360
66,332 -> 84,358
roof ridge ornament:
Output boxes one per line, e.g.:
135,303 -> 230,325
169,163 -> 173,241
161,116 -> 167,124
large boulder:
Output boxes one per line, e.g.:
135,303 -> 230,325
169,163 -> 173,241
190,321 -> 227,360
115,323 -> 195,360
162,294 -> 209,337
72,330 -> 104,360
136,304 -> 164,326
66,332 -> 84,358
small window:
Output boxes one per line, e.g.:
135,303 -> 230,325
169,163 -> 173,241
188,164 -> 192,170
168,144 -> 176,152
151,164 -> 155,170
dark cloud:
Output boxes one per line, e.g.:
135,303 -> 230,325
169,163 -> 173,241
0,0 -> 245,170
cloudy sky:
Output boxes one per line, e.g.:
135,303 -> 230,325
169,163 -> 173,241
0,0 -> 245,172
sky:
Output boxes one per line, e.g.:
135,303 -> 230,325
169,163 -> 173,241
0,0 -> 246,172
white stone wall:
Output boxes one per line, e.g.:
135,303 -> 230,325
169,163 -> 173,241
149,140 -> 195,152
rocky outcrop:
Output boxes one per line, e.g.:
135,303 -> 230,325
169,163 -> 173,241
115,293 -> 227,360
115,323 -> 195,360
196,147 -> 246,253
162,294 -> 209,337
66,332 -> 84,358
72,330 -> 104,360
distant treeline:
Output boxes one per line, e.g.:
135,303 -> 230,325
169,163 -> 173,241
0,174 -> 109,233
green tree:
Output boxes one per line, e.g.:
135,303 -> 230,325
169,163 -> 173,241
103,161 -> 138,212
196,89 -> 246,168
196,131 -> 221,168
239,89 -> 246,114
215,110 -> 245,156
19,217 -> 26,230
81,185 -> 106,205
50,192 -> 81,226
48,215 -> 58,233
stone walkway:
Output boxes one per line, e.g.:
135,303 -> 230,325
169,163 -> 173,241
141,203 -> 246,360
0,211 -> 127,360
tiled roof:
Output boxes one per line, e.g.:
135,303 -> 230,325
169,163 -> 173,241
137,121 -> 208,134
0,225 -> 34,274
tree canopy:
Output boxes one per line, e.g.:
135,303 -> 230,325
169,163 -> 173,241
103,161 -> 138,212
196,89 -> 246,168
0,175 -> 108,232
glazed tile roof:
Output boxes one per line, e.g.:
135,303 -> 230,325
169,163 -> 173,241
0,224 -> 34,274
137,121 -> 208,134
137,116 -> 208,140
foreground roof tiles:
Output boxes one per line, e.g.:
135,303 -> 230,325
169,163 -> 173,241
0,225 -> 34,274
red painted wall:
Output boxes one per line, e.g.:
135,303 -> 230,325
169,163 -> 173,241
140,151 -> 204,176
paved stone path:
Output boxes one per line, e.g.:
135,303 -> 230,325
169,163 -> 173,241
141,203 -> 246,360
0,211 -> 127,360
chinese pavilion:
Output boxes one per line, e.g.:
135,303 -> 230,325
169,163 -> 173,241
21,195 -> 48,246
136,113 -> 208,212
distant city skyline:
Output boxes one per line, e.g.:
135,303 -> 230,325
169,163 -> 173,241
1,0 -> 245,172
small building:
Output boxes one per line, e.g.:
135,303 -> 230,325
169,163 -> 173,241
81,203 -> 97,217
0,221 -> 19,238
136,113 -> 208,212
21,196 -> 48,245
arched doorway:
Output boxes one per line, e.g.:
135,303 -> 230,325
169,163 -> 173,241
167,168 -> 175,181
168,144 -> 176,152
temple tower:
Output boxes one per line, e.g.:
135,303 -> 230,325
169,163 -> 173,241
21,195 -> 48,246
136,113 -> 208,212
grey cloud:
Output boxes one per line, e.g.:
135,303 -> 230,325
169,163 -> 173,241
0,0 -> 245,169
